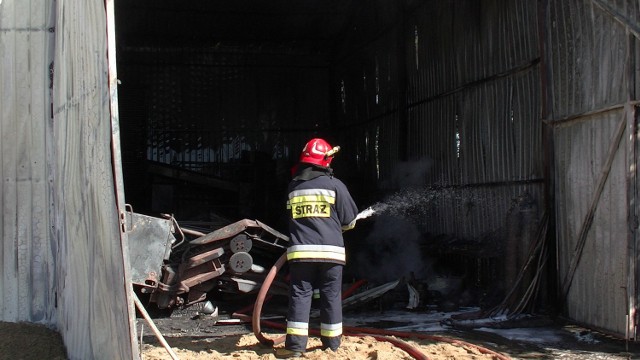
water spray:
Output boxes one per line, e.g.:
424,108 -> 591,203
354,186 -> 469,222
354,203 -> 388,221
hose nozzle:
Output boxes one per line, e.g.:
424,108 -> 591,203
325,146 -> 341,158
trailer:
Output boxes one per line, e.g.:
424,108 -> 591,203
127,211 -> 289,315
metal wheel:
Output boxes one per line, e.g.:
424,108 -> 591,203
229,234 -> 252,253
228,252 -> 253,273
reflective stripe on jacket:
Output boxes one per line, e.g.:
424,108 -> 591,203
287,189 -> 336,219
286,244 -> 346,262
286,172 -> 358,265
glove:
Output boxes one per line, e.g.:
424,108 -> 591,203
341,219 -> 357,232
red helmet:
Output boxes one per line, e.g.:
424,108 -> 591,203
299,138 -> 338,167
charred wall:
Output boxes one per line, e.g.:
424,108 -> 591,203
332,0 -> 544,308
545,0 -> 640,337
117,45 -> 331,228
115,0 -> 545,309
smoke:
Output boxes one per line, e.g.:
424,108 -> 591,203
350,159 -> 435,283
352,214 -> 430,283
349,157 -> 473,283
354,157 -> 440,221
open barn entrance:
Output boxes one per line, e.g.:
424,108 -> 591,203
114,0 -> 547,319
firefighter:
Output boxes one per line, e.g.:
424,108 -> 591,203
276,138 -> 359,358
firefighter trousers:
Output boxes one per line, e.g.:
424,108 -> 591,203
285,262 -> 343,352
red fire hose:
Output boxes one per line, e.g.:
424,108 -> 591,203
342,278 -> 367,298
240,253 -> 511,360
249,253 -> 287,346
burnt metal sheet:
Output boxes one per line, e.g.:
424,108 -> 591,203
547,0 -> 629,119
552,109 -> 631,337
342,280 -> 400,309
126,213 -> 175,287
333,0 -> 543,245
546,0 -> 639,338
189,218 -> 289,249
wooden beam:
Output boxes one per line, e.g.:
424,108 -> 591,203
591,0 -> 640,40
133,292 -> 179,360
147,162 -> 244,193
543,100 -> 640,127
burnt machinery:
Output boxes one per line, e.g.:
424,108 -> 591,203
126,211 -> 289,313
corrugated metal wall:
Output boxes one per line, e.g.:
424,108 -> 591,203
117,44 -> 332,225
121,49 -> 329,166
333,0 -> 543,247
0,0 -> 56,324
51,0 -> 135,357
1,0 -> 136,359
545,0 -> 638,337
4,0 -> 639,356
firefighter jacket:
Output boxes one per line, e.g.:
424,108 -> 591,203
286,164 -> 358,265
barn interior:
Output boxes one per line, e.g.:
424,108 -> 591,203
114,0 -> 546,315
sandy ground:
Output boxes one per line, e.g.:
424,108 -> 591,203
137,323 -> 640,360
135,305 -> 516,360
3,314 -> 639,360
0,321 -> 68,360
140,332 -> 500,360
0,320 -> 500,360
